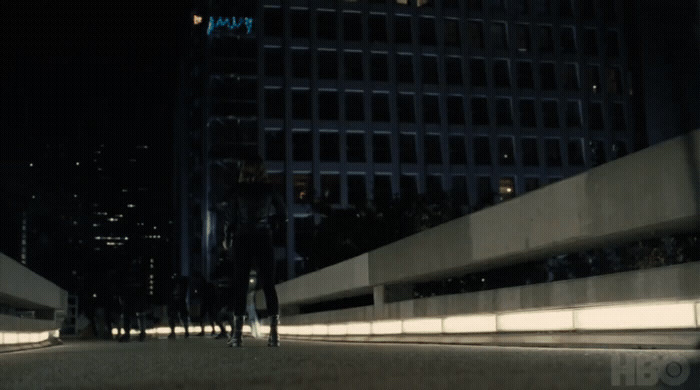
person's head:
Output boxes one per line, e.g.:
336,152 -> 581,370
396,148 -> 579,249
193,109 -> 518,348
238,156 -> 268,183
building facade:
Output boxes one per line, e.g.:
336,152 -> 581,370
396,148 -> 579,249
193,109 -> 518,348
176,0 -> 637,281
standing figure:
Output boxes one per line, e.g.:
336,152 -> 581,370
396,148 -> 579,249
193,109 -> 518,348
192,271 -> 225,336
226,156 -> 286,347
168,274 -> 190,339
118,257 -> 147,342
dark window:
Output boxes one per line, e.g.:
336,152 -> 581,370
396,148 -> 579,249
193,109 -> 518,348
607,67 -> 622,94
498,137 -> 515,165
265,89 -> 284,119
540,62 -> 557,90
590,139 -> 606,167
444,19 -> 461,47
474,136 -> 492,165
517,0 -> 530,14
264,8 -> 283,37
491,22 -> 508,50
545,139 -> 562,166
559,0 -> 574,17
562,63 -> 579,90
370,53 -> 388,81
397,93 -> 416,123
447,95 -> 466,125
317,11 -> 337,40
318,50 -> 338,79
522,138 -> 539,166
560,26 -> 576,54
449,136 -> 467,164
468,21 -> 485,49
321,174 -> 341,204
422,55 -> 439,84
345,92 -> 365,121
290,10 -> 310,38
396,54 -> 415,83
320,132 -> 340,161
519,99 -> 537,127
400,175 -> 418,199
264,47 -> 283,76
611,103 -> 626,130
603,1 -> 618,22
534,0 -> 551,16
374,175 -> 393,204
470,58 -> 488,87
471,97 -> 490,125
425,134 -> 443,164
371,93 -> 390,122
468,0 -> 483,12
265,130 -> 285,161
292,131 -> 312,161
612,140 -> 628,159
400,133 -> 417,163
318,91 -> 339,121
490,0 -> 508,11
525,177 -> 540,192
420,17 -> 437,46
565,100 -> 581,128
493,59 -> 511,88
589,102 -> 605,130
292,90 -> 311,120
451,176 -> 469,212
581,0 -> 596,19
495,98 -> 513,126
347,133 -> 366,162
586,65 -> 601,93
516,24 -> 532,53
426,175 -> 444,202
568,139 -> 585,166
344,52 -> 364,80
293,174 -> 312,204
606,30 -> 620,57
344,12 -> 362,41
444,0 -> 459,8
516,61 -> 534,88
348,175 -> 367,206
583,28 -> 598,56
542,100 -> 559,128
423,94 -> 441,124
445,57 -> 463,85
477,176 -> 494,207
538,25 -> 554,52
395,16 -> 412,44
373,134 -> 391,163
369,15 -> 388,42
292,50 -> 311,79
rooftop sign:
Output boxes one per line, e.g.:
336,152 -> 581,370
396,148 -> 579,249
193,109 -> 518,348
207,16 -> 254,35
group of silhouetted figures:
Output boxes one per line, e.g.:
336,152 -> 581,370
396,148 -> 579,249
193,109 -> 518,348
104,156 -> 285,348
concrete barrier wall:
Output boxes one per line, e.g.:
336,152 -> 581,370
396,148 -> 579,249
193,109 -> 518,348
0,252 -> 65,311
274,130 -> 700,308
0,315 -> 58,332
280,262 -> 700,325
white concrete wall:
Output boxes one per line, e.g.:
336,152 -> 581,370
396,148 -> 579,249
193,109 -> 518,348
0,252 -> 66,310
273,130 -> 699,309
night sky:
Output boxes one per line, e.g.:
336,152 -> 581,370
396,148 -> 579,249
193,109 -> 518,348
1,1 -> 189,160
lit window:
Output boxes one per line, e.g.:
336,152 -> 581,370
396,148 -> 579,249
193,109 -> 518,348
499,177 -> 516,201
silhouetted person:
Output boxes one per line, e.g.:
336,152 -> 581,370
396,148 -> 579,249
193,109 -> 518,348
192,271 -> 224,336
168,274 -> 189,339
119,257 -> 147,342
226,156 -> 286,347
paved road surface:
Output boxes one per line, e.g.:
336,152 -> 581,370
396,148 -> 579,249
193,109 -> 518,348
1,337 -> 699,389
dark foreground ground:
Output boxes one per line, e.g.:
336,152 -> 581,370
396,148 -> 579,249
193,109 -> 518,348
1,336 -> 699,389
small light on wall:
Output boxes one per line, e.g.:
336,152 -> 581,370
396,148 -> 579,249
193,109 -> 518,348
194,15 -> 203,25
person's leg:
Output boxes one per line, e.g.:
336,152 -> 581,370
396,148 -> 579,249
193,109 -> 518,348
167,304 -> 177,338
255,231 -> 280,347
229,234 -> 252,346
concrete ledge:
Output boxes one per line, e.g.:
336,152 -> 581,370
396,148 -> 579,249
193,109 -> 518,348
0,315 -> 58,332
281,331 -> 700,350
0,252 -> 66,310
0,337 -> 62,354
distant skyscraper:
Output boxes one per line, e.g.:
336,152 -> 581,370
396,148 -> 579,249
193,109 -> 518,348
176,0 -> 640,281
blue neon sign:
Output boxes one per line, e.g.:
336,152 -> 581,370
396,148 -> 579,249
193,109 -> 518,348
207,16 -> 254,35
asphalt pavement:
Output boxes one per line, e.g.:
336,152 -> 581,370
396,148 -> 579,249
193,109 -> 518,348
1,336 -> 700,389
